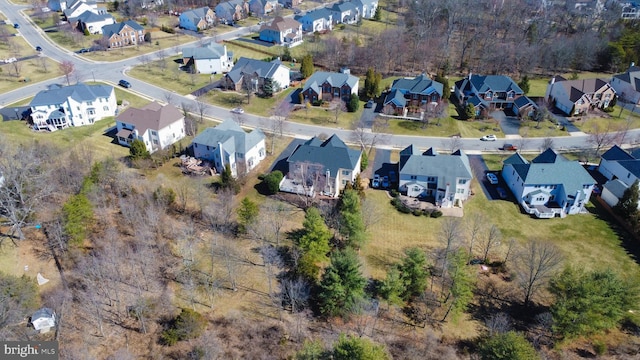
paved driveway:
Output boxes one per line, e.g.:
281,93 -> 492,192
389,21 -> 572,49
491,110 -> 520,136
468,154 -> 503,200
372,148 -> 391,178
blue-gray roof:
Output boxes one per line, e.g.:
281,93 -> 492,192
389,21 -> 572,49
508,149 -> 595,196
72,9 -> 113,23
181,6 -> 211,22
297,8 -> 332,21
455,74 -> 524,95
383,89 -> 406,107
330,1 -> 358,12
226,57 -> 285,84
602,145 -> 635,161
192,119 -> 265,155
287,134 -> 361,177
30,83 -> 114,107
514,95 -> 536,109
398,145 -> 473,183
302,71 -> 359,95
102,20 -> 143,38
603,179 -> 629,199
617,160 -> 640,178
391,74 -> 443,97
182,42 -> 226,60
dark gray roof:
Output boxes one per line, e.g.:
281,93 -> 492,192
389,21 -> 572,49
102,20 -> 143,38
391,74 -> 443,97
514,95 -> 536,109
613,66 -> 640,91
532,148 -> 564,163
297,8 -> 332,21
383,89 -> 405,107
71,9 -> 113,23
603,179 -> 629,198
456,74 -> 523,95
602,145 -> 635,161
32,308 -> 55,320
398,145 -> 473,184
503,152 -> 527,165
330,1 -> 358,12
302,71 -> 359,95
182,42 -> 226,60
30,83 -> 113,107
617,159 -> 640,178
226,57 -> 285,84
286,134 -> 361,177
192,119 -> 265,155
181,6 -> 211,22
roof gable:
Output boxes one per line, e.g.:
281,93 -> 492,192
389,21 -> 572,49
398,146 -> 473,182
287,134 -> 361,177
192,119 -> 265,154
391,73 -> 444,97
602,145 -> 635,161
116,102 -> 183,134
30,83 -> 113,107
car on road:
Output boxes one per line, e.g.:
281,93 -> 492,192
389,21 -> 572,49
4,57 -> 17,63
502,143 -> 517,151
36,46 -> 42,52
480,134 -> 497,141
118,79 -> 131,88
381,176 -> 389,189
365,100 -> 375,108
294,8 -> 302,14
78,48 -> 90,53
13,23 -> 19,29
486,173 -> 499,185
372,174 -> 380,188
231,107 -> 244,114
496,187 -> 508,199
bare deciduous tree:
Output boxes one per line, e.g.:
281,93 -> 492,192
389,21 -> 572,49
514,240 -> 563,307
59,60 -> 75,86
478,224 -> 501,264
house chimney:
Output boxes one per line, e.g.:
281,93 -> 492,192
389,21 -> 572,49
340,67 -> 350,75
468,70 -> 472,79
632,62 -> 636,69
550,76 -> 555,85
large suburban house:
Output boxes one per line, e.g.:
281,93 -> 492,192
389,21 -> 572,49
29,83 -> 116,131
179,7 -> 215,31
611,64 -> 640,105
597,145 -> 640,208
215,0 -> 249,24
70,9 -> 114,34
259,16 -> 303,47
545,76 -> 616,116
352,0 -> 378,19
501,148 -> 596,218
398,145 -> 473,208
280,135 -> 362,198
62,0 -> 102,20
102,20 -> 146,48
223,57 -> 290,93
115,102 -> 185,154
454,73 -> 536,117
248,0 -> 278,17
182,42 -> 234,74
191,119 -> 266,177
295,8 -> 333,32
329,1 -> 359,24
383,74 -> 443,116
301,69 -> 359,104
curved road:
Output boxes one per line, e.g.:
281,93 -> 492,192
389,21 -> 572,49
2,1 -> 638,152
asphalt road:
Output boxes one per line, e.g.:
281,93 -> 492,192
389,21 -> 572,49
2,1 -> 639,153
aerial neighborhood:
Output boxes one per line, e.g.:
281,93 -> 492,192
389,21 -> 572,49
4,0 -> 640,358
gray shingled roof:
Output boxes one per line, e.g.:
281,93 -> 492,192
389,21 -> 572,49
71,9 -> 114,24
226,57 -> 285,84
603,179 -> 629,199
287,134 -> 361,177
554,77 -> 612,102
383,89 -> 405,107
297,8 -> 332,21
260,16 -> 300,32
30,83 -> 113,107
302,71 -> 359,95
102,20 -> 143,38
181,6 -> 211,23
391,74 -> 443,97
613,66 -> 640,91
192,119 -> 265,155
398,146 -> 472,185
602,145 -> 635,161
330,1 -> 358,12
182,42 -> 226,60
116,102 -> 183,135
469,74 -> 523,93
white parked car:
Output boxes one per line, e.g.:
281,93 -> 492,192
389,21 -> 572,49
231,107 -> 244,114
486,173 -> 499,185
5,57 -> 17,63
480,134 -> 497,141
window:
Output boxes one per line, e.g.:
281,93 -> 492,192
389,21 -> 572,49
153,139 -> 158,144
456,188 -> 464,194
458,179 -> 467,184
410,175 -> 417,180
151,130 -> 157,136
427,177 -> 436,182
342,170 -> 350,176
87,101 -> 93,105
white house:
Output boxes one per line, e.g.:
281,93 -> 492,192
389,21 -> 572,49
597,145 -> 640,209
611,64 -> 640,105
179,7 -> 215,31
30,83 -> 117,131
72,9 -> 115,34
601,179 -> 635,209
191,119 -> 266,177
295,8 -> 333,32
63,0 -> 102,20
501,148 -> 596,218
259,16 -> 303,48
352,0 -> 378,19
398,146 -> 473,208
182,42 -> 233,74
115,102 -> 185,154
31,308 -> 56,334
328,1 -> 359,24
281,135 -> 362,198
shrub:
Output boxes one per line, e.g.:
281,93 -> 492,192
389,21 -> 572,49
160,308 -> 207,346
603,106 -> 615,113
129,139 -> 150,160
262,170 -> 283,195
430,210 -> 443,218
593,341 -> 607,356
412,209 -> 422,216
389,189 -> 399,197
117,100 -> 123,106
423,209 -> 432,217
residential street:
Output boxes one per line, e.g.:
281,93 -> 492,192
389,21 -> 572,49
1,1 -> 639,153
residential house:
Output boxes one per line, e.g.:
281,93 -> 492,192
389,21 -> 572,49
596,144 -> 640,208
622,2 -> 640,19
29,83 -> 116,131
115,102 -> 185,154
280,134 -> 362,198
191,119 -> 266,177
352,0 -> 378,19
329,1 -> 359,24
295,8 -> 333,32
279,0 -> 303,9
398,145 -> 473,208
545,75 -> 616,116
601,179 -> 633,209
71,9 -> 115,34
102,20 -> 146,48
611,64 -> 640,105
454,73 -> 535,117
301,69 -> 359,104
223,57 -> 290,93
259,16 -> 303,47
383,74 -> 443,116
215,0 -> 249,24
182,42 -> 234,74
62,0 -> 101,19
48,0 -> 68,11
501,148 -> 596,218
248,0 -> 278,17
31,308 -> 56,334
179,7 -> 215,31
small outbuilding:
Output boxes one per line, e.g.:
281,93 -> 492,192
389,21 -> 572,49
31,308 -> 56,333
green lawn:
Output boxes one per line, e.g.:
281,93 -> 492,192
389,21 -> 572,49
288,102 -> 364,129
128,56 -> 215,96
0,37 -> 60,94
527,77 -> 549,98
200,86 -> 295,117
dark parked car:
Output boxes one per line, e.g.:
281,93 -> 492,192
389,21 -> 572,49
365,100 -> 375,108
496,187 -> 508,199
14,23 -> 20,29
118,79 -> 131,88
36,46 -> 42,51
